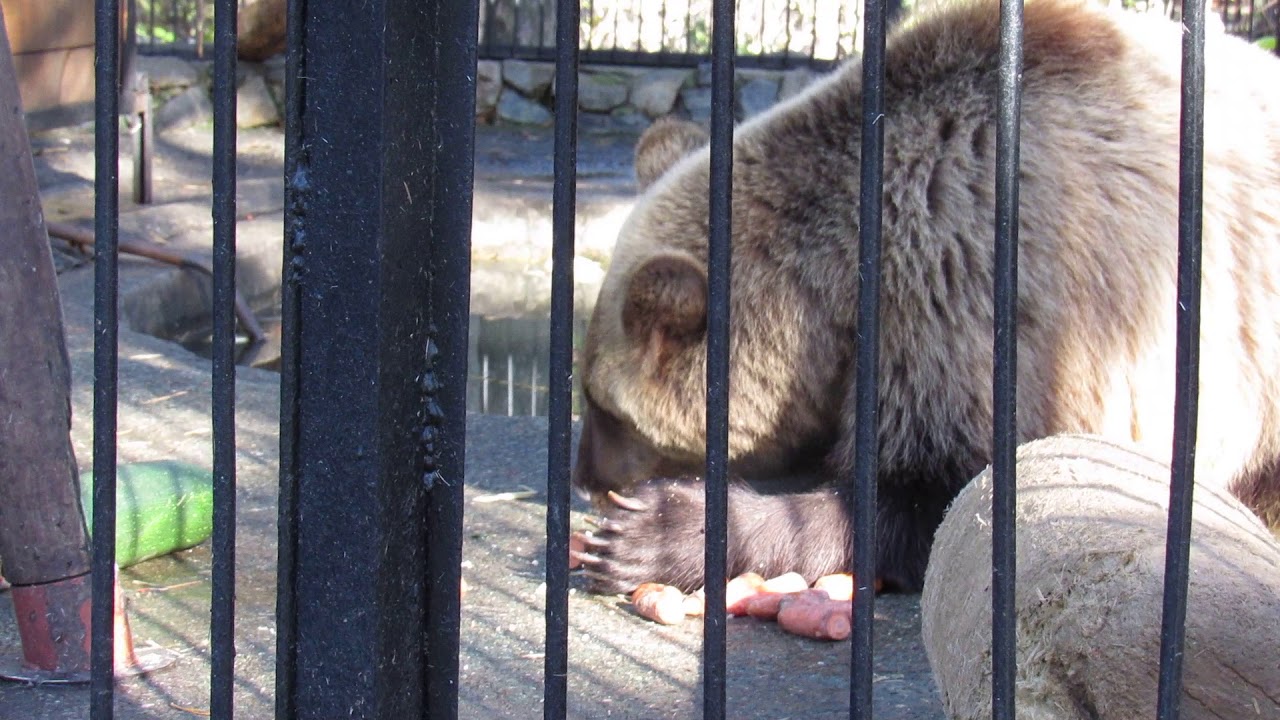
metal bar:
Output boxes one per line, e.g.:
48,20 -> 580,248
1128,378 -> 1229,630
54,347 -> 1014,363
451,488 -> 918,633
1156,0 -> 1206,715
703,0 -> 734,716
277,0 -> 473,715
274,0 -> 306,711
91,0 -> 121,715
850,0 -> 887,715
423,0 -> 477,715
210,0 -> 238,715
991,0 -> 1024,717
543,0 -> 579,711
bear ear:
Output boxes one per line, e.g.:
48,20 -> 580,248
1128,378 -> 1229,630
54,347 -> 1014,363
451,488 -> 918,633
622,253 -> 708,361
634,117 -> 710,191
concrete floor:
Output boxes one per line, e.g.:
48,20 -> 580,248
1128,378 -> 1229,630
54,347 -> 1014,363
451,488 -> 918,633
0,119 -> 944,719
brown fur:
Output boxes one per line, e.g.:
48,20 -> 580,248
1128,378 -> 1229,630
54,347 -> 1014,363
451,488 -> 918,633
573,0 -> 1280,594
633,116 -> 710,190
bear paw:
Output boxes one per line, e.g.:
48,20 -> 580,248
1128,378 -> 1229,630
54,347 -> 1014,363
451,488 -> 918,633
572,480 -> 709,595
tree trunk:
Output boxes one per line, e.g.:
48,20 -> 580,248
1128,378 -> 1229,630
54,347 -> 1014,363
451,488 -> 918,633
0,1 -> 91,587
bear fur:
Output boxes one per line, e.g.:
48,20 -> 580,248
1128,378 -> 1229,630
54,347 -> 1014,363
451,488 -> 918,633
572,0 -> 1280,595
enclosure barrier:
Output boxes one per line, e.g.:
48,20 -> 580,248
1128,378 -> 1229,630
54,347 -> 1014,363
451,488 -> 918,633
81,0 -> 1207,717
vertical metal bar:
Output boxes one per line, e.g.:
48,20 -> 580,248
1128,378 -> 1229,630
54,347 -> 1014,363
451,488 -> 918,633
703,0 -> 734,716
991,0 -> 1023,717
196,0 -> 206,58
544,0 -> 579,711
636,0 -> 644,51
783,0 -> 792,63
275,0 -> 306,712
850,0 -> 886,715
1156,0 -> 1205,716
277,0 -> 474,715
210,0 -> 238,715
809,0 -> 818,65
424,1 -> 477,715
514,0 -> 523,49
91,0 -> 121,716
684,0 -> 692,53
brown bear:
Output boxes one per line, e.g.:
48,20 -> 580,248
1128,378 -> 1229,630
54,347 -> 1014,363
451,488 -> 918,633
571,0 -> 1280,595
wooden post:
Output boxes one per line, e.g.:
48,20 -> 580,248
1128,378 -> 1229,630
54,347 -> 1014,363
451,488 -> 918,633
0,1 -> 91,589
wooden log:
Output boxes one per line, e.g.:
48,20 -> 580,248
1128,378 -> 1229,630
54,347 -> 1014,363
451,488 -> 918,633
922,435 -> 1280,720
0,6 -> 91,587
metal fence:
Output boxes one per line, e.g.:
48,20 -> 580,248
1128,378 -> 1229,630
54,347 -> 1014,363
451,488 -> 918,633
129,0 -> 1280,65
78,0 -> 1216,718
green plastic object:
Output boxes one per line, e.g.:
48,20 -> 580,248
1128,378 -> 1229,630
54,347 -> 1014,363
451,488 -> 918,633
79,460 -> 215,568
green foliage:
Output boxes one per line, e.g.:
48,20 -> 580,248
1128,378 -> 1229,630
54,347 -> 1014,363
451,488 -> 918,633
133,0 -> 214,47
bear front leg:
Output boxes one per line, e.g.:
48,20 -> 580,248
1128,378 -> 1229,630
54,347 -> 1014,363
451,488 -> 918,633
574,479 -> 853,595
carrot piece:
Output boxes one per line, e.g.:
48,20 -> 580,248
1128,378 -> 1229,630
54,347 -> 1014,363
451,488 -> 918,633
761,571 -> 809,594
631,583 -> 687,625
744,592 -> 788,620
726,572 -> 767,615
813,573 -> 854,601
748,588 -> 829,620
683,589 -> 706,617
777,599 -> 852,641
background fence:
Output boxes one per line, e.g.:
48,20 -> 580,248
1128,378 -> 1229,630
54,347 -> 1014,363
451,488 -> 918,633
133,0 -> 1280,66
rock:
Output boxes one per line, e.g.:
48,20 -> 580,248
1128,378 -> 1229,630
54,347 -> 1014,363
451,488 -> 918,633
237,73 -> 280,128
736,75 -> 779,119
156,85 -> 213,133
497,91 -> 552,126
779,68 -> 820,101
696,61 -> 713,87
476,60 -> 503,119
921,434 -> 1280,720
576,71 -> 629,113
630,69 -> 691,118
134,55 -> 202,91
608,107 -> 650,130
262,54 -> 286,89
502,59 -> 555,98
679,86 -> 713,125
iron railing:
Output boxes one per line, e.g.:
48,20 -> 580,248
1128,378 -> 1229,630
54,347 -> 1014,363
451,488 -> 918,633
79,0 -> 1214,718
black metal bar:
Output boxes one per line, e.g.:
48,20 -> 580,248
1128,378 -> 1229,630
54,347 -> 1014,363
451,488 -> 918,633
850,0 -> 887,715
422,1 -> 478,712
210,0 -> 238,715
636,0 -> 644,51
277,0 -> 473,715
274,0 -> 306,711
703,0 -> 734,716
91,0 -> 121,716
543,0 -> 579,712
1156,0 -> 1205,714
809,0 -> 819,64
423,1 -> 477,714
991,0 -> 1023,717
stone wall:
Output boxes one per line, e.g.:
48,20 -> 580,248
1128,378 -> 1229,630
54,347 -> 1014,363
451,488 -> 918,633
133,54 -> 286,133
479,58 -> 828,126
133,52 -> 831,133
